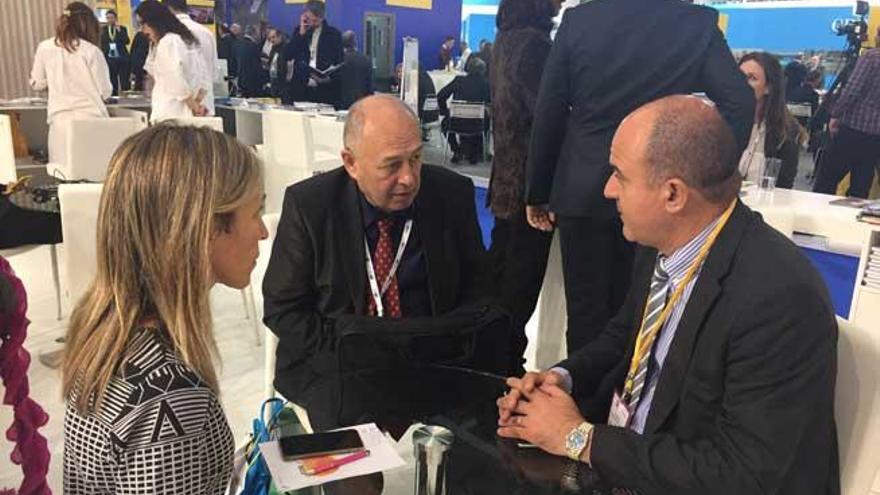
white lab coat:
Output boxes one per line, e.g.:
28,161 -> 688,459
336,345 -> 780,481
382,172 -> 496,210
29,38 -> 112,169
176,13 -> 217,115
145,33 -> 209,122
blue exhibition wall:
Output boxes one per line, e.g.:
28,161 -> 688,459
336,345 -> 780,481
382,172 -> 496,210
266,0 -> 462,70
462,13 -> 497,50
717,4 -> 857,53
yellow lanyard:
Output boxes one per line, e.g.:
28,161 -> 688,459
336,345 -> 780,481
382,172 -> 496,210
623,200 -> 737,398
109,26 -> 117,40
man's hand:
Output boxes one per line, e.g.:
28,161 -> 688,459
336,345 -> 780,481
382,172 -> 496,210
526,205 -> 556,232
497,384 -> 586,458
299,13 -> 312,36
497,370 -> 564,423
829,118 -> 840,137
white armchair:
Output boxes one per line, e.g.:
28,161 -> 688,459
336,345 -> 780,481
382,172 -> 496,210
835,317 -> 880,494
48,117 -> 145,182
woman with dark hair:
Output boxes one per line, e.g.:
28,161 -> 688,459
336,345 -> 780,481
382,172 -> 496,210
136,0 -> 209,122
486,0 -> 560,374
29,1 -> 112,174
738,51 -> 803,189
437,56 -> 491,164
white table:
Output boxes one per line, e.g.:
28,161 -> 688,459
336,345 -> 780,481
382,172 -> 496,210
215,101 -> 342,146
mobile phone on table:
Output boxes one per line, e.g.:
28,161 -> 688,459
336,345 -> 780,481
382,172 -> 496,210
280,430 -> 364,461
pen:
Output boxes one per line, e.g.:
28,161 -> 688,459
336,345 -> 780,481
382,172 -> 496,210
299,449 -> 371,476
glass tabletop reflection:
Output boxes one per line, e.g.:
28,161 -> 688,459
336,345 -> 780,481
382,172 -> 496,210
293,364 -> 608,495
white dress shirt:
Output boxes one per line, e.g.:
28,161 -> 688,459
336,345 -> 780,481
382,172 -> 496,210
738,122 -> 766,183
145,33 -> 209,122
29,38 -> 112,124
176,13 -> 217,115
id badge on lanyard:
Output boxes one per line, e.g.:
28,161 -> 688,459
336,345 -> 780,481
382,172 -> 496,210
364,219 -> 413,317
608,390 -> 634,428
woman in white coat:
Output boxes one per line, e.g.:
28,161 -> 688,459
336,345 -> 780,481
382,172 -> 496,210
29,2 -> 112,177
135,0 -> 209,122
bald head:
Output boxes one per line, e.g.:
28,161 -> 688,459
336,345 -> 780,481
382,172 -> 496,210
621,95 -> 740,204
344,95 -> 419,153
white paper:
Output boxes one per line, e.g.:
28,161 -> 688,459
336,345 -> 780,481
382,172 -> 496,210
259,423 -> 406,491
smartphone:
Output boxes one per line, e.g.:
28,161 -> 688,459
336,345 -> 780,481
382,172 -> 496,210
280,430 -> 364,461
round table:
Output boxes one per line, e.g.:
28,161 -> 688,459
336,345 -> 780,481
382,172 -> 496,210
298,365 -> 611,494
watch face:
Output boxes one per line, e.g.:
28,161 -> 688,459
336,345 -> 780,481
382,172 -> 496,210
566,430 -> 586,451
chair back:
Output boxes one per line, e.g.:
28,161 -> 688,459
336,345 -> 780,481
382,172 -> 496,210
63,117 -> 144,181
835,317 -> 880,494
0,114 -> 16,184
422,95 -> 440,124
58,183 -> 103,308
308,115 -> 344,159
108,107 -> 149,128
262,110 -> 313,214
167,116 -> 224,132
449,100 -> 486,135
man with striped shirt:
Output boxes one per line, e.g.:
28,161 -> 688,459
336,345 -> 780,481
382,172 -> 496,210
498,96 -> 839,495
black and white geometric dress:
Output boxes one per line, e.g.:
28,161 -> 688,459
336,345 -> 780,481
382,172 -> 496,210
63,327 -> 234,494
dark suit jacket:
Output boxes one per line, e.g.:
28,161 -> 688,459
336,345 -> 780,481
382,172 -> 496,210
287,21 -> 344,107
100,25 -> 130,59
525,0 -> 755,218
235,36 -> 266,97
129,32 -> 150,75
263,166 -> 491,406
558,202 -> 839,494
338,49 -> 373,110
437,74 -> 491,115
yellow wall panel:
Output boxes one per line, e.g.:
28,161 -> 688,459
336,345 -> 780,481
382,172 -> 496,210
387,0 -> 432,10
718,13 -> 729,36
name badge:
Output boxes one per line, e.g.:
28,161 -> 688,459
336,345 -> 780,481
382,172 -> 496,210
608,390 -> 633,428
109,42 -> 119,58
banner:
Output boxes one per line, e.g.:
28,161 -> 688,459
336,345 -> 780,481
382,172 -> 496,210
387,0 -> 432,10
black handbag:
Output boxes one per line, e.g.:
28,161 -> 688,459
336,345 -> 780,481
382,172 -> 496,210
334,302 -> 512,377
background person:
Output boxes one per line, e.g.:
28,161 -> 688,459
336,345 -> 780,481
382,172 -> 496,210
62,124 -> 267,494
137,0 -> 209,122
164,0 -> 217,115
487,0 -> 558,373
285,0 -> 343,107
338,30 -> 373,110
29,1 -> 112,172
738,52 -> 802,188
524,0 -> 754,356
813,28 -> 880,198
100,9 -> 131,95
438,57 -> 491,164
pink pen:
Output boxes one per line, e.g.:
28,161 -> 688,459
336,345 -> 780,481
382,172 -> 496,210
300,449 -> 371,476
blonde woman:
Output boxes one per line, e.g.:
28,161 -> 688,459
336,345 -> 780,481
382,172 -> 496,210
30,2 -> 112,175
61,124 -> 267,494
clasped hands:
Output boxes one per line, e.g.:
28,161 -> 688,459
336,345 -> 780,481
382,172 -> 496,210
496,370 -> 589,459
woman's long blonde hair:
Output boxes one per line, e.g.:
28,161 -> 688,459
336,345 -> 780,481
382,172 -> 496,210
55,2 -> 100,53
62,124 -> 262,413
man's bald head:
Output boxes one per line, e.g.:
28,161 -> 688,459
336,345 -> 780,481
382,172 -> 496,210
343,95 -> 419,153
623,95 -> 740,204
341,95 -> 423,212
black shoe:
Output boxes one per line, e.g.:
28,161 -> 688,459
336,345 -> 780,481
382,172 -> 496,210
451,153 -> 463,164
468,156 -> 480,165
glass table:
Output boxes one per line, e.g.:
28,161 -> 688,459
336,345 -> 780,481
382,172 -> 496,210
287,364 -> 612,494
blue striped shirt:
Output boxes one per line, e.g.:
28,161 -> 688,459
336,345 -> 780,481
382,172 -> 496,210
629,215 -> 723,433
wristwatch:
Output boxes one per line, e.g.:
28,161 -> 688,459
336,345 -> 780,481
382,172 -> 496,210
564,422 -> 594,462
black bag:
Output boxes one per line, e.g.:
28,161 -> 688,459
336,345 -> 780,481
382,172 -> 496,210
334,302 -> 512,377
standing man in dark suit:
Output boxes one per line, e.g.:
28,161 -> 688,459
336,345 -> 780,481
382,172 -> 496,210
235,25 -> 266,97
263,95 -> 492,410
525,0 -> 755,355
129,30 -> 150,91
499,96 -> 838,494
101,10 -> 131,95
285,0 -> 344,107
338,30 -> 373,110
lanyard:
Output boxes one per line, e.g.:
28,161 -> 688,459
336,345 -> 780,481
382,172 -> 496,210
109,26 -> 117,40
623,200 -> 737,399
364,219 -> 413,317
